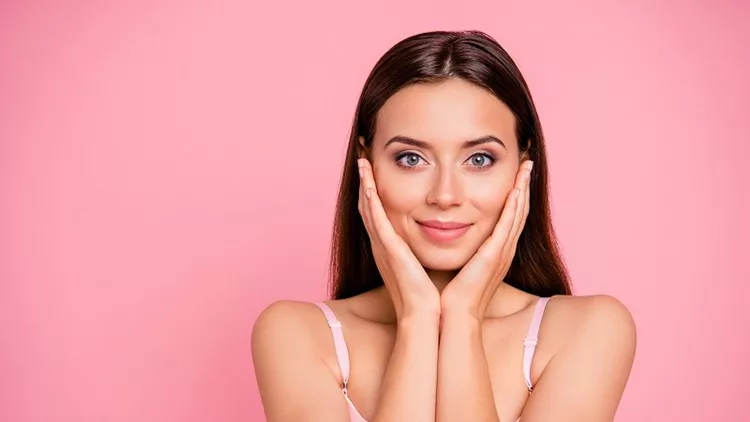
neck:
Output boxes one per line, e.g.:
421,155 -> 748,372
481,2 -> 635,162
425,268 -> 458,293
425,269 -> 529,319
370,268 -> 530,323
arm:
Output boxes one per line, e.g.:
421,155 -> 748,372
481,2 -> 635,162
519,295 -> 637,422
436,310 -> 499,422
252,300 -> 440,422
372,311 -> 440,422
252,301 -> 350,422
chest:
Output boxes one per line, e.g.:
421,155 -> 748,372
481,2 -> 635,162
337,319 -> 546,421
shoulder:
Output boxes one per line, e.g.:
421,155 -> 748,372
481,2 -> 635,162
251,300 -> 329,361
252,300 -> 325,345
251,301 -> 356,420
530,294 -> 637,377
520,295 -> 636,418
548,294 -> 636,346
546,294 -> 637,388
253,299 -> 324,329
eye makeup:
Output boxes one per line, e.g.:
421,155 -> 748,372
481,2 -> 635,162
391,150 -> 499,171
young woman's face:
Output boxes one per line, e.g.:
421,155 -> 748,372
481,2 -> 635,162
366,78 -> 523,272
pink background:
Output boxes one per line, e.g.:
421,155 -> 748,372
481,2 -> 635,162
2,1 -> 748,421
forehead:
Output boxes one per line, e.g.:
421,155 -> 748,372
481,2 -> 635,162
374,78 -> 518,149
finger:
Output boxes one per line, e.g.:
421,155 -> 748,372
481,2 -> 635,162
477,160 -> 528,260
357,159 -> 377,235
357,159 -> 378,241
357,160 -> 365,216
461,187 -> 519,283
517,162 -> 532,238
454,164 -> 528,281
480,186 -> 520,256
367,186 -> 401,250
358,158 -> 377,193
509,172 -> 531,260
508,161 -> 532,248
359,159 -> 400,247
357,159 -> 368,224
485,160 -> 527,243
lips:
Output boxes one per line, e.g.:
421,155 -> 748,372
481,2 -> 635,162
417,220 -> 472,243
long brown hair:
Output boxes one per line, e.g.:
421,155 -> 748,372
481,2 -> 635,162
327,30 -> 572,299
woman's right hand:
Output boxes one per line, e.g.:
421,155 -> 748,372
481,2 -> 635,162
357,158 -> 440,321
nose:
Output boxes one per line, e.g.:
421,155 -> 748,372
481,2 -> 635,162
425,166 -> 463,209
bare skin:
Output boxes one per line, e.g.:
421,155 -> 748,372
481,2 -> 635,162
252,79 -> 637,422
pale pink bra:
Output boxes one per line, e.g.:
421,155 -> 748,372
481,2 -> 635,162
314,297 -> 550,422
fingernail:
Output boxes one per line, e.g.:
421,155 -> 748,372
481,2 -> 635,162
527,161 -> 534,171
357,159 -> 365,168
358,166 -> 363,178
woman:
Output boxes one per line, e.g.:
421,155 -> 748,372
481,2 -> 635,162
252,30 -> 636,422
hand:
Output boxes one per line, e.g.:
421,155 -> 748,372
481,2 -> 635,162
357,158 -> 441,320
440,160 -> 533,320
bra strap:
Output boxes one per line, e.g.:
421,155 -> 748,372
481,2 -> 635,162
522,297 -> 550,391
314,302 -> 351,391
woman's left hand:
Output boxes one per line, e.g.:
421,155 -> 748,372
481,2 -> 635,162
440,160 -> 534,320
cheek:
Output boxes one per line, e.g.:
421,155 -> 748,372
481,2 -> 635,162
374,170 -> 423,220
467,178 -> 516,221
378,186 -> 419,214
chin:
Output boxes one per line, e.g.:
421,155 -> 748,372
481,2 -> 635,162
411,245 -> 473,272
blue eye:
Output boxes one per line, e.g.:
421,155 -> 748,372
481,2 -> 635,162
395,152 -> 426,168
467,153 -> 495,168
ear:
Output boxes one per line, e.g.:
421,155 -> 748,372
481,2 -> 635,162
520,139 -> 532,161
357,136 -> 369,159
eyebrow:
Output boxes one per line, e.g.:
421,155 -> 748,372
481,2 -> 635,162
384,135 -> 507,150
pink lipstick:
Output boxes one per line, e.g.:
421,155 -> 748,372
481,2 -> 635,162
417,220 -> 471,243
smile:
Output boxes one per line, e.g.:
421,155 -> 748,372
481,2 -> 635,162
416,220 -> 472,243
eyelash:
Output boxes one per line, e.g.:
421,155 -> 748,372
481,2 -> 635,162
393,151 -> 497,169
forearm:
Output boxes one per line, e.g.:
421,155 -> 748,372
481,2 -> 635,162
371,313 -> 440,422
436,312 -> 499,422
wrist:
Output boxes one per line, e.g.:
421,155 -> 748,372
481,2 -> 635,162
439,290 -> 484,321
398,308 -> 441,325
439,307 -> 483,327
400,294 -> 442,323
